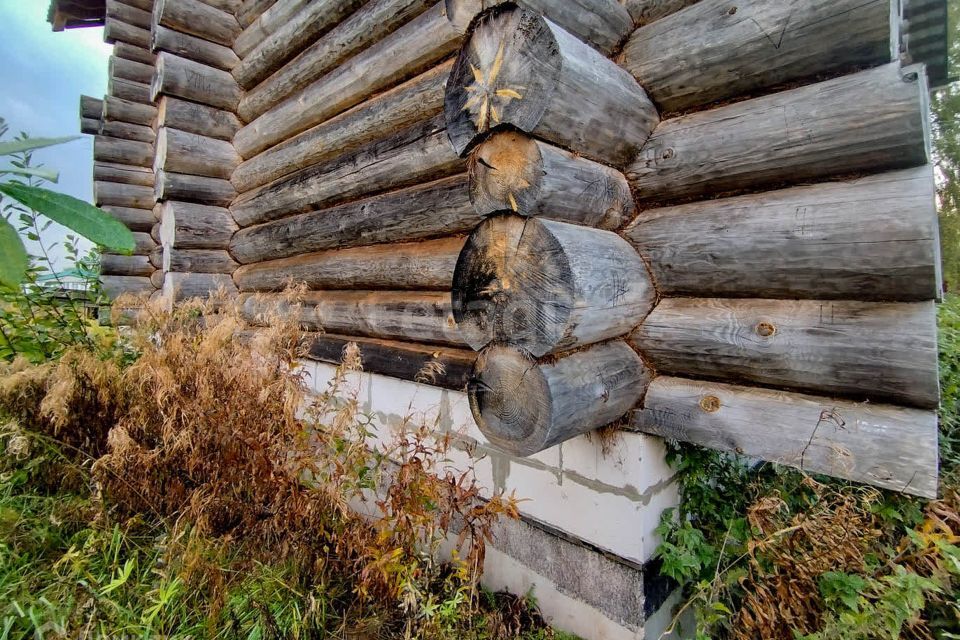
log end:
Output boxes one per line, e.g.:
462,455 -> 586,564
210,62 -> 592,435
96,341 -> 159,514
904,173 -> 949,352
468,130 -> 542,214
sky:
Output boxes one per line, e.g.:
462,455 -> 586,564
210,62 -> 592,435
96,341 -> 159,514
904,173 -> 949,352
0,0 -> 113,268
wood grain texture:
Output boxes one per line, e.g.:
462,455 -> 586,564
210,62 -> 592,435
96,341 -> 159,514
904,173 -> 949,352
102,205 -> 156,232
469,342 -> 651,456
445,0 -> 633,54
622,0 -> 897,114
231,116 -> 463,227
632,298 -> 939,409
81,118 -> 100,135
306,334 -> 476,390
444,4 -> 658,166
621,0 -> 699,25
624,166 -> 941,302
237,0 -> 435,122
104,17 -> 151,47
239,291 -> 466,346
452,214 -> 656,357
93,136 -> 154,168
159,200 -> 237,249
153,0 -> 240,47
468,130 -> 633,229
113,41 -> 156,65
109,55 -> 153,84
157,97 -> 241,141
151,24 -> 240,71
108,77 -> 153,104
95,181 -> 155,209
233,61 -> 449,192
101,253 -> 155,276
236,0 -> 277,28
102,96 -> 157,126
106,0 -> 152,28
233,0 -> 308,58
632,376 -> 938,498
163,248 -> 238,273
628,63 -> 930,205
155,169 -> 237,206
229,174 -> 479,264
233,3 -> 460,157
151,51 -> 241,112
233,237 -> 464,292
79,95 -> 103,120
154,127 -> 240,179
162,272 -> 237,302
94,162 -> 155,187
232,0 -> 365,89
101,275 -> 155,298
100,119 -> 156,143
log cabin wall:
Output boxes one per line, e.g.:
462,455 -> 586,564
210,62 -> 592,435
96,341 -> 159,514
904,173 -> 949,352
66,0 -> 949,637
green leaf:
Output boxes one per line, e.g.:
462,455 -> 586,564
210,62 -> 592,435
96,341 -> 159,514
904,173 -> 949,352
0,136 -> 79,157
0,183 -> 134,253
0,166 -> 60,182
0,216 -> 28,288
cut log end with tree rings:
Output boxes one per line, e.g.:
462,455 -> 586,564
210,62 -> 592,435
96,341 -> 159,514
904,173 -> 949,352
452,214 -> 655,357
468,341 -> 651,456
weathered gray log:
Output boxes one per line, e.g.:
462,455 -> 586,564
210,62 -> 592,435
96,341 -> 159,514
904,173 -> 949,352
231,116 -> 462,227
232,0 -> 365,89
453,214 -> 655,357
103,95 -> 157,126
94,162 -> 155,187
307,334 -> 477,390
104,17 -> 151,47
237,0 -> 435,122
93,136 -> 154,167
230,174 -> 478,263
151,24 -> 240,71
155,170 -> 236,206
622,0 -> 898,114
444,5 -> 658,167
162,272 -> 237,303
156,97 -> 240,142
106,0 -> 152,28
632,377 -> 938,498
624,167 -> 941,302
469,342 -> 650,456
236,0 -> 277,28
101,253 -> 154,276
102,205 -> 156,232
149,245 -> 163,268
632,298 -> 939,409
118,0 -> 152,10
238,291 -> 465,346
108,78 -> 152,104
621,0 -> 699,25
132,231 -> 157,254
163,248 -> 237,273
151,52 -> 241,111
468,130 -> 633,229
99,119 -> 156,143
94,181 -> 155,209
153,0 -> 240,47
151,222 -> 162,244
113,41 -> 156,65
202,0 -> 241,13
233,0 -> 308,58
234,4 -> 460,158
154,127 -> 240,179
446,0 -> 632,54
101,275 -> 155,299
151,269 -> 166,289
109,55 -> 153,84
234,61 -> 449,191
628,63 -> 930,205
81,118 -> 100,135
80,95 -> 103,120
159,200 -> 237,249
233,237 -> 464,292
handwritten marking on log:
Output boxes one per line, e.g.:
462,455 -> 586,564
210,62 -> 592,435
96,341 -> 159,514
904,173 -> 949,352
452,214 -> 655,357
444,4 -> 658,166
151,52 -> 241,112
632,298 -> 939,409
632,377 -> 938,498
231,116 -> 462,227
622,0 -> 896,114
238,291 -> 466,347
469,342 -> 651,456
624,166 -> 941,302
229,174 -> 479,264
469,130 -> 633,229
233,237 -> 465,292
627,63 -> 929,205
151,24 -> 240,71
233,61 -> 450,193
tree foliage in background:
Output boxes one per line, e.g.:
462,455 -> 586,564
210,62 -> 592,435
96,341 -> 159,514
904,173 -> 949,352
934,0 -> 960,289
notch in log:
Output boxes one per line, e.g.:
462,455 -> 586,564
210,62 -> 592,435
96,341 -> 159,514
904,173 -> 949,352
469,341 -> 651,456
452,214 -> 656,358
468,130 -> 633,229
443,4 -> 658,166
